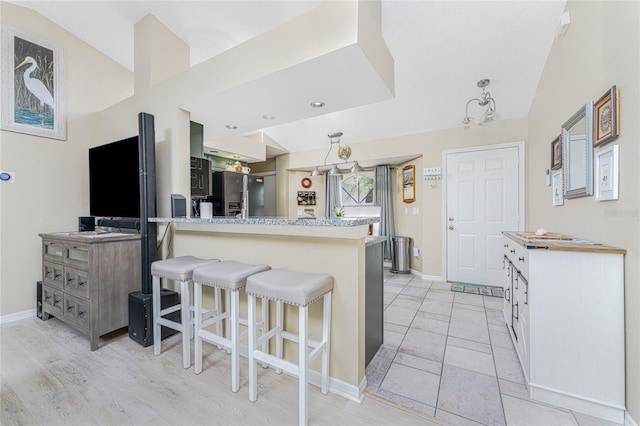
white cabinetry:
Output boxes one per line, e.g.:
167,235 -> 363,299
502,232 -> 625,423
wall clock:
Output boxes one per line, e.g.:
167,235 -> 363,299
301,177 -> 312,188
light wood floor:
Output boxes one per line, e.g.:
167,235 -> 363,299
1,316 -> 442,425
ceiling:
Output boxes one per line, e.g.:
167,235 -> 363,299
10,0 -> 567,159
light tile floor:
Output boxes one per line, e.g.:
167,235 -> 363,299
365,269 -> 622,426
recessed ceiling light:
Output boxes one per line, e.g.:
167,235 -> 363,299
262,114 -> 276,120
232,155 -> 241,159
310,101 -> 325,108
225,124 -> 238,130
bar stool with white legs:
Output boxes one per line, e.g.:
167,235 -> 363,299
151,256 -> 220,369
192,260 -> 271,392
246,268 -> 333,426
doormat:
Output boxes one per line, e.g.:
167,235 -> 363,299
451,282 -> 503,298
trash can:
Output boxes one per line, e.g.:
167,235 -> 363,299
391,236 -> 412,274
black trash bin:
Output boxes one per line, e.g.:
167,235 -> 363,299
391,236 -> 412,273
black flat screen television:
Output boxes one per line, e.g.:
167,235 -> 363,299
89,136 -> 140,218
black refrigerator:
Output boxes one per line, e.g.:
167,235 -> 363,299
211,171 -> 265,217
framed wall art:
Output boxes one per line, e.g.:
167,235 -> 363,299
593,85 -> 619,147
595,145 -> 619,201
402,164 -> 415,203
551,135 -> 562,170
552,170 -> 564,206
1,25 -> 66,140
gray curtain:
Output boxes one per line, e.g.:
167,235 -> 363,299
375,165 -> 395,259
324,174 -> 342,218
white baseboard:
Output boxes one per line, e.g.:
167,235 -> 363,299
0,308 -> 37,325
627,411 -> 638,426
421,274 -> 445,282
306,368 -> 365,403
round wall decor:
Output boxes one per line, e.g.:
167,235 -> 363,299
301,177 -> 312,188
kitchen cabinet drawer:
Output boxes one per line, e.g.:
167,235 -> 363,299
43,261 -> 64,289
64,267 -> 89,298
42,284 -> 64,316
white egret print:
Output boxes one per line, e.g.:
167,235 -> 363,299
1,25 -> 65,140
14,37 -> 55,129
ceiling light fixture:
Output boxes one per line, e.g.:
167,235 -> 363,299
225,124 -> 238,130
262,114 -> 275,120
310,101 -> 325,108
461,79 -> 500,130
350,161 -> 364,173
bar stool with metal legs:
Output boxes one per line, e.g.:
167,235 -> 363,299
192,260 -> 271,392
151,256 -> 220,369
246,268 -> 333,426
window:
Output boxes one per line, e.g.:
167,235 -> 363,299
341,172 -> 375,206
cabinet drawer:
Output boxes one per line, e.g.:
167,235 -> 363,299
64,267 -> 89,298
43,261 -> 64,289
43,240 -> 65,263
66,244 -> 89,269
42,284 -> 64,316
64,293 -> 90,330
504,241 -> 528,277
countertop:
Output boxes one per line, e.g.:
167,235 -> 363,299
152,216 -> 379,239
503,231 -> 626,254
150,216 -> 378,227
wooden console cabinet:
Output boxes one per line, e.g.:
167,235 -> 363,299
502,232 -> 625,423
40,232 -> 141,350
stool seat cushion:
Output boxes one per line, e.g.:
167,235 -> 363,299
193,260 -> 271,290
151,256 -> 219,281
246,268 -> 333,306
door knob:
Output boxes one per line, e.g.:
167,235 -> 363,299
448,217 -> 454,221
448,226 -> 454,230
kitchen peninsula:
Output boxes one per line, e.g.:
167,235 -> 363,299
150,216 -> 383,401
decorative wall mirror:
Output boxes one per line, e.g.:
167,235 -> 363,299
562,102 -> 594,199
402,165 -> 415,203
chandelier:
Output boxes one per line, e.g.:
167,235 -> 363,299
460,79 -> 500,130
310,132 -> 363,176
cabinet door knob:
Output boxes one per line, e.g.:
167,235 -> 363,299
448,217 -> 454,221
448,226 -> 454,230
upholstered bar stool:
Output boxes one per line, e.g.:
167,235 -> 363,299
192,260 -> 271,392
152,256 -> 220,369
246,268 -> 333,426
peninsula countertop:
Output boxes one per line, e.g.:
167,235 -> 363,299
150,216 -> 380,239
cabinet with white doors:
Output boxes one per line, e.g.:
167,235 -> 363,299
502,232 -> 625,424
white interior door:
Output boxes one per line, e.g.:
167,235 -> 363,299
446,145 -> 521,286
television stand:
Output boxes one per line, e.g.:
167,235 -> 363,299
39,232 -> 141,350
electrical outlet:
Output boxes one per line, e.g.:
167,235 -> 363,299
297,210 -> 303,216
413,247 -> 421,257
412,207 -> 420,214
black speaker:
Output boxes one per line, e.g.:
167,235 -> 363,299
36,281 -> 44,320
128,290 -> 180,346
138,112 -> 157,295
78,216 -> 95,232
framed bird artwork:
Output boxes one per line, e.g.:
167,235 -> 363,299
1,25 -> 66,140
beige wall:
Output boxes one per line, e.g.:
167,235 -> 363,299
526,1 -> 639,419
287,117 -> 528,279
0,2 -> 133,316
